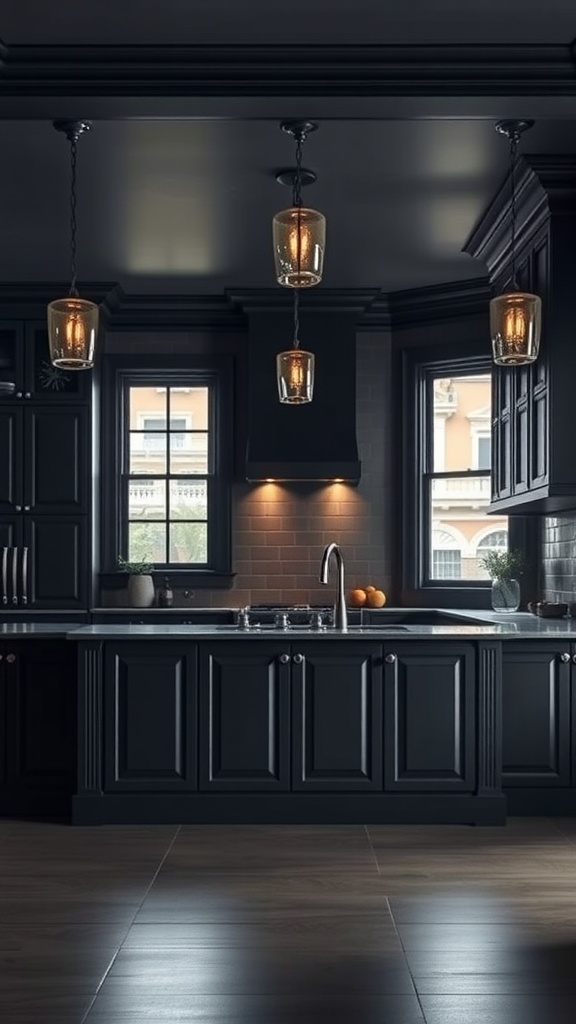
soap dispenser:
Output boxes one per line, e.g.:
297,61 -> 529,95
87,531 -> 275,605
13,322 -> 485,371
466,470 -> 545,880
158,576 -> 174,608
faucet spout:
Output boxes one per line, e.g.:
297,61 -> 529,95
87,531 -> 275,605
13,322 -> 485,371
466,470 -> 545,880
319,542 -> 348,630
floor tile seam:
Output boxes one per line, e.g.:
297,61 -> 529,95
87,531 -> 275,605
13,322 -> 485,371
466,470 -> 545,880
363,823 -> 382,876
79,824 -> 182,1024
385,895 -> 430,1023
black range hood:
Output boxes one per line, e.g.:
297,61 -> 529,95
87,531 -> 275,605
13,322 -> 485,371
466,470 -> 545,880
245,305 -> 361,483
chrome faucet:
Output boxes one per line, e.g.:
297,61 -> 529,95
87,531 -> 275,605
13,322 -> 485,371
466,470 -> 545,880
319,542 -> 348,630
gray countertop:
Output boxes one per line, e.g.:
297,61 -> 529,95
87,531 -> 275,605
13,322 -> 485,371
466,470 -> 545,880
67,611 -> 576,641
0,622 -> 83,638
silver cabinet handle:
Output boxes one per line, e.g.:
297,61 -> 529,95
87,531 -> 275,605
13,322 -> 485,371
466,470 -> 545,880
24,392 -> 31,399
15,392 -> 22,399
0,655 -> 3,662
572,655 -> 576,664
21,546 -> 28,604
15,505 -> 22,512
279,653 -> 290,664
23,506 -> 30,512
11,546 -> 18,604
560,653 -> 571,663
1,547 -> 7,605
293,653 -> 304,664
6,654 -> 16,664
385,653 -> 397,663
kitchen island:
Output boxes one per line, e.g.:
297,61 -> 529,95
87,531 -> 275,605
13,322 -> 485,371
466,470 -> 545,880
68,611 -> 576,826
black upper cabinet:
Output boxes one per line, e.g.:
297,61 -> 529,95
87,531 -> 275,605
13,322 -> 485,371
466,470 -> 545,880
466,157 -> 576,513
0,323 -> 87,402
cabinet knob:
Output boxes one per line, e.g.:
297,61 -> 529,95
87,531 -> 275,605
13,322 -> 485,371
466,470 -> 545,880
23,505 -> 30,512
0,654 -> 3,661
572,655 -> 576,665
15,505 -> 22,512
24,392 -> 31,399
385,653 -> 397,664
279,653 -> 290,664
5,653 -> 16,664
292,653 -> 304,664
560,652 -> 571,663
15,392 -> 22,399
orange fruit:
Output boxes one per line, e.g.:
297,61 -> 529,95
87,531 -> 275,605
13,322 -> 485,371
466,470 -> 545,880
364,585 -> 376,593
348,588 -> 367,607
365,589 -> 386,608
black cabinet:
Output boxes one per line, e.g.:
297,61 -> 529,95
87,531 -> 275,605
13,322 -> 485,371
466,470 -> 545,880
384,643 -> 476,792
291,642 -> 382,791
502,643 -> 571,788
0,329 -> 89,609
104,642 -> 198,793
199,642 -> 291,791
467,159 -> 576,513
0,640 -> 77,816
0,322 -> 87,402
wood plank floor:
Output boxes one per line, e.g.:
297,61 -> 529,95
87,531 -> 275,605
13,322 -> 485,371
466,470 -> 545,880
1,818 -> 576,1022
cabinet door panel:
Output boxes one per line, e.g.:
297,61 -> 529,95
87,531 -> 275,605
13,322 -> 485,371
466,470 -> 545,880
502,645 -> 570,787
26,517 -> 87,608
0,409 -> 23,514
292,643 -> 382,791
4,641 -> 76,792
25,407 -> 87,513
104,643 -> 197,792
199,643 -> 290,791
385,643 -> 475,792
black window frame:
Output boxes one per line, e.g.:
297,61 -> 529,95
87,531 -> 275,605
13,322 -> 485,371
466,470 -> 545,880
398,340 -> 536,609
100,354 -> 234,588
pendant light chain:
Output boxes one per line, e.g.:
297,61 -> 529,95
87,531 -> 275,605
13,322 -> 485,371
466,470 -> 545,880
509,130 -> 519,291
292,130 -> 303,207
68,133 -> 79,298
292,288 -> 300,349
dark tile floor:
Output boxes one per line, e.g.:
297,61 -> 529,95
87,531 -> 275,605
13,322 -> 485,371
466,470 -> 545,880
1,817 -> 576,1022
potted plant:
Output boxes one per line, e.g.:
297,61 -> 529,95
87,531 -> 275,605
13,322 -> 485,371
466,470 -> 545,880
479,548 -> 524,612
118,556 -> 155,608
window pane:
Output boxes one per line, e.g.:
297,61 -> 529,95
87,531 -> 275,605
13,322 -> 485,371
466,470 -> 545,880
179,388 -> 209,430
430,475 -> 508,580
169,479 -> 208,520
475,529 -> 509,580
432,374 -> 492,472
128,479 -> 166,520
477,436 -> 491,470
129,521 -> 166,563
129,386 -> 166,429
170,522 -> 207,563
130,433 -> 167,474
170,432 -> 209,475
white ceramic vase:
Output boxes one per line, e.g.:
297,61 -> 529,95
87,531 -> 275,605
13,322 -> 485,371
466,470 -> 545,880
127,574 -> 155,608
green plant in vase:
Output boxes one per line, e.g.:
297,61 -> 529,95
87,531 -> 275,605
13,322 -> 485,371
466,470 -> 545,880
479,548 -> 525,612
117,556 -> 155,607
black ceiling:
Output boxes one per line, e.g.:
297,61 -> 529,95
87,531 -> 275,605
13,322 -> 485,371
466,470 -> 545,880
1,2 -> 575,298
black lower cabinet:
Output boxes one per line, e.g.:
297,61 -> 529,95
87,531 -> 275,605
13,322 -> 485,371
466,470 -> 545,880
384,643 -> 476,793
199,643 -> 290,791
0,640 -> 77,816
104,643 -> 198,793
292,643 -> 382,791
73,637 -> 503,825
502,643 -> 574,813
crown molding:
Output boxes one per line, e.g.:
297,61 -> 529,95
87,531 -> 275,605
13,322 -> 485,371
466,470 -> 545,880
1,43 -> 575,98
226,287 -> 380,317
464,155 -> 576,280
0,281 -> 116,318
388,278 -> 491,327
100,285 -> 243,330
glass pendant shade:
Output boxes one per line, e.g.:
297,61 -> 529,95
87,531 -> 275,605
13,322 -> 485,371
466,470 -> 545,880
490,291 -> 542,366
273,207 -> 326,287
277,348 -> 315,403
47,296 -> 99,370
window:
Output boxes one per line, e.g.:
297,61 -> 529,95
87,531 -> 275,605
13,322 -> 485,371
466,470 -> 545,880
399,345 -> 514,603
101,357 -> 233,582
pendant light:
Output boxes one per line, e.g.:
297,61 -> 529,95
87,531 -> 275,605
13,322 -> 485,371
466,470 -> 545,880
273,121 -> 325,288
276,289 -> 315,403
47,120 -> 99,370
490,119 -> 541,366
